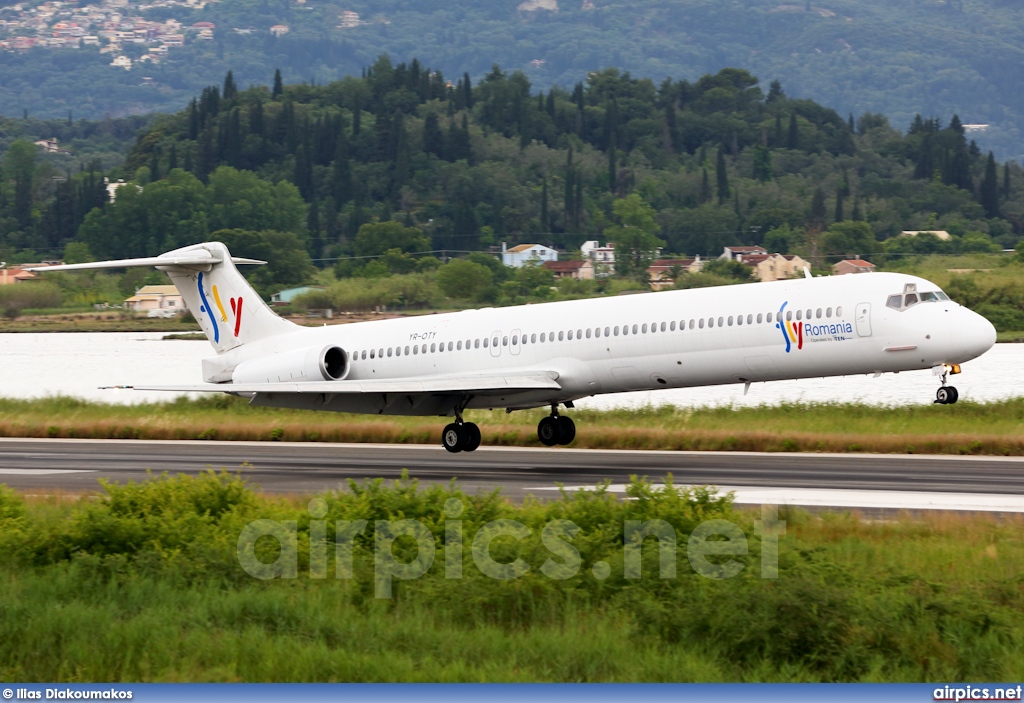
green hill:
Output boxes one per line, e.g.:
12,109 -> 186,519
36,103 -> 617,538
2,0 -> 1024,160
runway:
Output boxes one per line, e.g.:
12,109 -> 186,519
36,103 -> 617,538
3,438 -> 1024,510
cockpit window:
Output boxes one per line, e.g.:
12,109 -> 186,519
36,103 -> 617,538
887,289 -> 948,311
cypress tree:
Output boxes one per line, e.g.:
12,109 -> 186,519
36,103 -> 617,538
980,151 -> 1000,218
307,198 -> 321,258
223,70 -> 237,101
1003,162 -> 1011,198
574,175 -> 583,232
149,148 -> 160,181
332,131 -> 352,206
294,139 -> 314,200
715,145 -> 729,204
664,103 -> 677,154
462,72 -> 473,108
810,186 -> 827,229
423,113 -> 445,159
272,69 -> 284,99
851,195 -> 863,221
168,142 -> 178,171
787,113 -> 799,150
774,113 -> 783,148
608,131 -> 617,193
249,99 -> 265,139
545,91 -> 555,118
564,144 -> 575,230
187,99 -> 199,141
752,145 -> 772,182
848,113 -> 855,132
834,187 -> 844,222
196,127 -> 216,182
352,97 -> 361,136
460,114 -> 472,164
540,176 -> 549,233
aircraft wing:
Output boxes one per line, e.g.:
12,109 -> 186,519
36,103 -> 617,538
133,369 -> 561,396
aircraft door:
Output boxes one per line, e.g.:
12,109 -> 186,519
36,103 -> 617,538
510,328 -> 521,356
855,303 -> 872,337
490,330 -> 502,357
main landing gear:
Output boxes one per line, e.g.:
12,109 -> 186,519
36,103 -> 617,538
537,405 -> 576,447
934,365 -> 959,405
441,420 -> 481,453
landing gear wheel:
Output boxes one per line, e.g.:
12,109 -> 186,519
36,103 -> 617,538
537,416 -> 560,446
442,423 -> 465,453
557,416 -> 576,445
462,422 -> 481,452
935,386 -> 959,405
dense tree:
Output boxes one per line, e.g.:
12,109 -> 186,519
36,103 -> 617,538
603,194 -> 664,281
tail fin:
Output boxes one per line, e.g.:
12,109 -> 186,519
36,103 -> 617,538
25,242 -> 297,353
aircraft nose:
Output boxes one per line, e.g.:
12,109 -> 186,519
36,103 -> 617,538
962,307 -> 997,360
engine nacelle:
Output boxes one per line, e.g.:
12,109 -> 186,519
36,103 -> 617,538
232,345 -> 349,384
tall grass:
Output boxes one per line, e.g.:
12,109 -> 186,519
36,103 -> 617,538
1,473 -> 1023,681
4,395 -> 1024,454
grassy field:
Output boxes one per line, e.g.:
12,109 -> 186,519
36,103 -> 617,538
3,395 -> 1024,455
0,472 -> 1022,682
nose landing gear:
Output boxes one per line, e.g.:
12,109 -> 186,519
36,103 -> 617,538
934,365 -> 960,405
537,405 -> 576,446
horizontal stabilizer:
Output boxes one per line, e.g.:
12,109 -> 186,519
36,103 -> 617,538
23,253 -> 265,272
134,370 -> 561,396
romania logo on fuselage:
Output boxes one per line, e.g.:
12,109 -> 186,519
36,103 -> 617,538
197,271 -> 243,343
776,301 -> 854,352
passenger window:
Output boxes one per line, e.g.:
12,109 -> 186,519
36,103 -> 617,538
604,327 -> 611,336
728,316 -> 734,326
361,351 -> 366,360
642,323 -> 648,334
594,328 -> 601,338
737,315 -> 743,326
718,317 -> 724,327
904,294 -> 918,307
475,339 -> 481,349
387,348 -> 393,357
836,306 -> 843,316
540,333 -> 546,342
614,326 -> 620,336
586,329 -> 592,339
379,348 -> 384,358
747,314 -> 753,324
826,307 -> 832,318
492,336 -> 498,347
816,308 -> 822,318
670,321 -> 676,331
700,318 -> 706,329
370,349 -> 376,359
623,325 -> 629,336
806,309 -> 812,320
511,336 -> 517,345
448,341 -> 454,351
577,329 -> 582,338
632,324 -> 638,334
531,333 -> 537,343
568,330 -> 574,340
659,321 -> 665,332
558,331 -> 565,341
689,320 -> 695,329
483,338 -> 489,348
886,295 -> 901,310
502,336 -> 508,346
786,311 -> 793,321
796,310 -> 802,321
756,313 -> 762,324
457,341 -> 462,350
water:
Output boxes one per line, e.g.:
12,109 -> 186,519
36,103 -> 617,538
0,332 -> 1020,408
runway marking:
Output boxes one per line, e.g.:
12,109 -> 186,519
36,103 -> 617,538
0,469 -> 96,475
529,484 -> 1024,512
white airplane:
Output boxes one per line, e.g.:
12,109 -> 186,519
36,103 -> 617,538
28,241 -> 997,453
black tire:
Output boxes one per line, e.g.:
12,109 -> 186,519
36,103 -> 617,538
557,416 -> 576,445
537,416 -> 560,446
463,422 -> 482,452
442,423 -> 464,453
947,386 -> 959,404
936,387 -> 952,405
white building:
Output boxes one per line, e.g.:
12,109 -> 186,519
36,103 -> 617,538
580,240 -> 616,273
124,285 -> 183,312
720,245 -> 767,260
110,54 -> 131,69
501,242 -> 558,268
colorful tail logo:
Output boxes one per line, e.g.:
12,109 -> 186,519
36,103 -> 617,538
197,271 -> 243,343
775,301 -> 803,353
